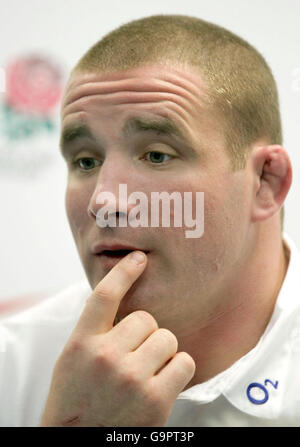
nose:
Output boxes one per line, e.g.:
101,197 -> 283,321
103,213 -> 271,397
87,157 -> 136,224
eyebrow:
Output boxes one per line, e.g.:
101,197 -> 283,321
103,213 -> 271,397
60,116 -> 187,158
60,124 -> 95,157
122,117 -> 187,140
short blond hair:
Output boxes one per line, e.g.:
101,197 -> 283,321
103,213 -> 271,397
73,14 -> 282,171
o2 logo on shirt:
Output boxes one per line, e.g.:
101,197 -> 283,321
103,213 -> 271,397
246,379 -> 279,405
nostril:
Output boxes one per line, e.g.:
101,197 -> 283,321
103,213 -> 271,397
88,206 -> 97,218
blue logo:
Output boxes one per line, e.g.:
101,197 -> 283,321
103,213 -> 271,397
247,379 -> 279,405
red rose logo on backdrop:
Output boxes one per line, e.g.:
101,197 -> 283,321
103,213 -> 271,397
0,54 -> 65,177
6,56 -> 62,116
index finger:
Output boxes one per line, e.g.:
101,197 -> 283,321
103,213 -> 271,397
74,251 -> 147,335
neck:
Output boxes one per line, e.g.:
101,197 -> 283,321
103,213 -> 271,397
179,221 -> 289,388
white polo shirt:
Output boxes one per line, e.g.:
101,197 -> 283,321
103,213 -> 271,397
0,235 -> 299,427
167,234 -> 300,427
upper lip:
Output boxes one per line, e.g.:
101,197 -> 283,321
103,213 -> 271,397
92,243 -> 149,255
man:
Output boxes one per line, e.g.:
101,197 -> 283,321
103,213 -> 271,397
0,14 -> 299,427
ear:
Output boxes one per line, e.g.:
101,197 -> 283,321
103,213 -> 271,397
250,145 -> 292,222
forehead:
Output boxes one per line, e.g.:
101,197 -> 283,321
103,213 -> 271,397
60,64 -> 222,154
62,64 -> 211,115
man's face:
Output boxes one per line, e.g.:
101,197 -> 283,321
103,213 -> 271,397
61,64 -> 253,336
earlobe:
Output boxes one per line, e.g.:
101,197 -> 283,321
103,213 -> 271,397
251,145 -> 292,222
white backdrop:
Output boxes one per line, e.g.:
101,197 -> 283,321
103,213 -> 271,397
0,0 -> 299,300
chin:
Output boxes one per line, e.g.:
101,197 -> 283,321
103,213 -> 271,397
119,278 -> 154,311
118,282 -> 173,327
86,260 -> 171,321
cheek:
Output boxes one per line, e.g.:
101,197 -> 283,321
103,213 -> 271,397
65,185 -> 89,238
202,180 -> 250,264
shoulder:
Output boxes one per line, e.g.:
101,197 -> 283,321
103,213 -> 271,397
0,279 -> 91,328
0,280 -> 92,426
0,279 -> 92,367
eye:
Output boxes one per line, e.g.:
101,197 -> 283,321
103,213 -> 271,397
73,157 -> 101,171
144,151 -> 172,164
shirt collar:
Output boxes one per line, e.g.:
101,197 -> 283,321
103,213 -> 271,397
177,234 -> 300,419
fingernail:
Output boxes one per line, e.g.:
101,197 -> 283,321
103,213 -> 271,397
128,251 -> 146,264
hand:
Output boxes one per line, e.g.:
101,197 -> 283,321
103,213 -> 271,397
40,251 -> 195,427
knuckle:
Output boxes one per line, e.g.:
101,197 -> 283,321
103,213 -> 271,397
177,352 -> 196,375
157,328 -> 178,349
93,285 -> 114,303
157,327 -> 175,340
94,345 -> 118,370
56,337 -> 88,371
134,310 -> 158,331
64,337 -> 85,356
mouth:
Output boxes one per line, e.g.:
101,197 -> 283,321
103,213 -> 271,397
100,249 -> 137,258
92,243 -> 149,261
